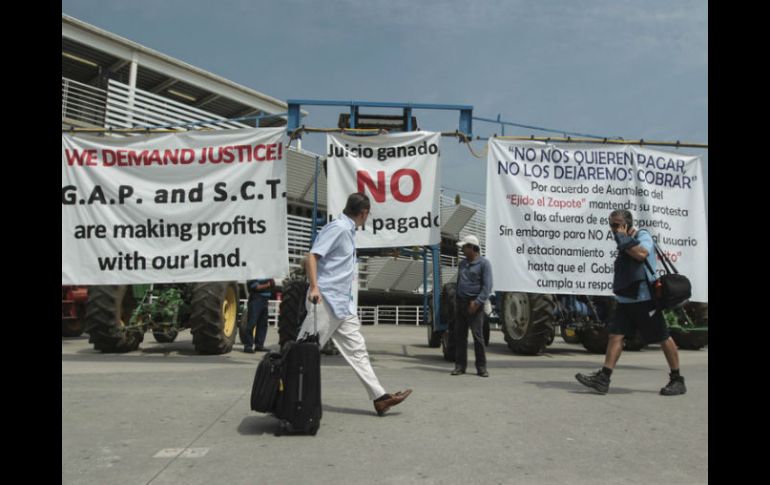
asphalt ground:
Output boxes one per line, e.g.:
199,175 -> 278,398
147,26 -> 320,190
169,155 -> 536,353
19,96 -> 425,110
62,325 -> 708,485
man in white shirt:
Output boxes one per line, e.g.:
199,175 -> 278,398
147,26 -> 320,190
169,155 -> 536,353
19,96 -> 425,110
297,192 -> 412,416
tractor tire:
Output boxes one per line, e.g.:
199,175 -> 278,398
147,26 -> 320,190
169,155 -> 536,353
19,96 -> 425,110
580,322 -> 609,354
278,278 -> 310,347
237,304 -> 252,345
440,283 -> 457,361
153,328 -> 179,343
427,324 -> 442,348
623,330 -> 647,351
499,292 -> 557,355
623,335 -> 646,351
189,282 -> 239,355
670,328 -> 708,350
592,296 -> 617,324
84,285 -> 144,353
62,315 -> 85,337
684,302 -> 709,327
579,296 -> 617,353
560,325 -> 582,344
545,327 -> 556,346
671,302 -> 708,350
426,293 -> 442,348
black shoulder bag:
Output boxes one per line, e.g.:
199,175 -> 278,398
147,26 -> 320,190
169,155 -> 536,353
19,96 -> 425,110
643,242 -> 692,310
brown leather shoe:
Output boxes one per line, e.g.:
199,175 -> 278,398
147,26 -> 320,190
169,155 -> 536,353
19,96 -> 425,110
373,389 -> 413,416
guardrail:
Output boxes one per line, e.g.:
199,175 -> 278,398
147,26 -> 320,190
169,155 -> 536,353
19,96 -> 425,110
62,77 -> 108,126
263,302 -> 426,327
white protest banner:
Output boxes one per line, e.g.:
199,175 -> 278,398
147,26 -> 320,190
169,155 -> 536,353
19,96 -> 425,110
485,140 -> 708,302
327,131 -> 441,248
62,127 -> 289,285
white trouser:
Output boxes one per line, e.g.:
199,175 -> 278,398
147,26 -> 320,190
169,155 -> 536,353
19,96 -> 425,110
298,297 -> 386,400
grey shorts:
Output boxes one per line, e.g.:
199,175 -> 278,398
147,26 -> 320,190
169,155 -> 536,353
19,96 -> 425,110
608,300 -> 670,344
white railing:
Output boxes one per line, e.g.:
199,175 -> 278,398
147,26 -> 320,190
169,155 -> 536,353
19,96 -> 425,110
287,214 -> 312,272
357,305 -> 426,326
261,303 -> 425,327
440,254 -> 460,268
105,79 -> 251,130
358,306 -> 377,325
62,76 -> 253,132
62,77 -> 109,126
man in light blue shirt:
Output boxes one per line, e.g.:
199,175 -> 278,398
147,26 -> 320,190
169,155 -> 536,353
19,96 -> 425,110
575,209 -> 686,396
297,192 -> 412,416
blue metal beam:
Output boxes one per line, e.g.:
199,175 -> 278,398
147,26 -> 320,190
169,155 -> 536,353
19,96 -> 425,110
288,99 -> 472,110
287,103 -> 302,135
286,99 -> 473,137
286,98 -> 467,337
473,115 -> 615,140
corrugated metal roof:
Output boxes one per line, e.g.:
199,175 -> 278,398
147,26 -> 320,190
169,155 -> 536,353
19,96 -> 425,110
62,14 -> 303,127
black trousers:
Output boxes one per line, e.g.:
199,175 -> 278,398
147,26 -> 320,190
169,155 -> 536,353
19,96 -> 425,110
454,297 -> 486,370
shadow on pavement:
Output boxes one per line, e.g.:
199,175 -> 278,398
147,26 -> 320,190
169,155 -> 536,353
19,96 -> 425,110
526,380 -> 660,395
237,415 -> 279,435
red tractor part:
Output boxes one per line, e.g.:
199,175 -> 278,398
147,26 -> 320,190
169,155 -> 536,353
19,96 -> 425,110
62,286 -> 88,337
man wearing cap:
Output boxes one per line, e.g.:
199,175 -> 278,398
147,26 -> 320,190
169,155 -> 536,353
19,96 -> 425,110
452,234 -> 493,377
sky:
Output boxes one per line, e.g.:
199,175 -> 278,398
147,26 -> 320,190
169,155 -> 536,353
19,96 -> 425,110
62,0 -> 708,207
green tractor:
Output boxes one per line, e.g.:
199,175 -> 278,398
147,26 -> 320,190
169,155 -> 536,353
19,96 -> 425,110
84,282 -> 246,354
555,295 -> 708,353
664,302 -> 709,350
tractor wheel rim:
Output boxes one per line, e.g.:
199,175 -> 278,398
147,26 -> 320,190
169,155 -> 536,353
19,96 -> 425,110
222,286 -> 237,337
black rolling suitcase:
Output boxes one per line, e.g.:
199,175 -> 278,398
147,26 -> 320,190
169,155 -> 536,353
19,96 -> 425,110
274,300 -> 322,436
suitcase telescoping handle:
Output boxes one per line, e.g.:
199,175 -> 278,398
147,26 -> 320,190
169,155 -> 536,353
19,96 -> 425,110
311,296 -> 318,336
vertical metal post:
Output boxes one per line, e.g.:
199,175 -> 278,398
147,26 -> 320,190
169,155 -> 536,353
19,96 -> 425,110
422,247 -> 428,328
350,105 -> 358,128
431,244 -> 442,331
311,155 -> 320,245
127,56 -> 138,127
459,108 -> 473,139
62,78 -> 69,119
405,107 -> 413,131
287,102 -> 301,134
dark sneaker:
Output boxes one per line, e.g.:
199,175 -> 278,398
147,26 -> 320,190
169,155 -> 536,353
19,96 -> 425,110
450,367 -> 465,376
660,376 -> 686,396
477,367 -> 489,377
243,347 -> 255,354
575,370 -> 610,394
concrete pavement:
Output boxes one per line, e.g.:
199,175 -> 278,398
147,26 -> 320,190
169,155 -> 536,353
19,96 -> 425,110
62,325 -> 708,484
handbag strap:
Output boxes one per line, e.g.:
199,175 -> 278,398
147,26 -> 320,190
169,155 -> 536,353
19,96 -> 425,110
634,230 -> 657,280
639,237 -> 680,278
653,242 -> 679,275
643,259 -> 656,279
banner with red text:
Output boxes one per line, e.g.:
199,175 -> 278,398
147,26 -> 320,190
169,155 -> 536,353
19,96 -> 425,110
485,139 -> 707,302
327,131 -> 441,248
62,127 -> 288,284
